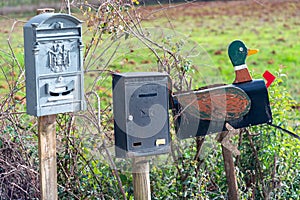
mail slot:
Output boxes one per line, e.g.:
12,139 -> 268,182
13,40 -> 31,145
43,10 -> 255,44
23,13 -> 85,116
113,72 -> 170,158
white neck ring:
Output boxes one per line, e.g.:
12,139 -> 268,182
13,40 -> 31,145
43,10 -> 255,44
234,64 -> 247,71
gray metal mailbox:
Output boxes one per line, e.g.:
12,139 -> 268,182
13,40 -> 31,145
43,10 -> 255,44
24,13 -> 85,116
113,72 -> 170,158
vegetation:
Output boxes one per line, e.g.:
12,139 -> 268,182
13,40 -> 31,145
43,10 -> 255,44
0,0 -> 299,199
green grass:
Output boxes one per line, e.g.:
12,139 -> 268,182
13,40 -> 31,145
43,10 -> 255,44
1,1 -> 300,103
135,1 -> 300,102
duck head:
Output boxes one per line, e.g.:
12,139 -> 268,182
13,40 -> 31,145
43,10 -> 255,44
228,40 -> 258,66
228,40 -> 258,83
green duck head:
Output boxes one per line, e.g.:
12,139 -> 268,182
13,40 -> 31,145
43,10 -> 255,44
228,40 -> 258,67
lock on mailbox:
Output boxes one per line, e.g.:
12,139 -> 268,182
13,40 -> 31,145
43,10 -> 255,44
23,13 -> 85,116
113,72 -> 170,158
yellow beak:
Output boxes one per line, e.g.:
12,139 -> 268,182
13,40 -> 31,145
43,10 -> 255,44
248,49 -> 259,56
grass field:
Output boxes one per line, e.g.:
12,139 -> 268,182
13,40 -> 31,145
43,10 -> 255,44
0,0 -> 300,103
138,0 -> 300,103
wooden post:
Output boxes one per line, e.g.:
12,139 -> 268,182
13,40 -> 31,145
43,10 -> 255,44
217,123 -> 240,200
221,140 -> 239,200
36,8 -> 55,14
38,115 -> 58,200
35,9 -> 58,200
132,157 -> 151,200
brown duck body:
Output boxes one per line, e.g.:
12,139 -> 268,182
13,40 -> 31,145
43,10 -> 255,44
174,85 -> 251,121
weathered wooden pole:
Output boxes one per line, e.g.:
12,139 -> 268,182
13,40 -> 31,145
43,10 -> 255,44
36,8 -> 55,14
36,8 -> 58,200
221,139 -> 239,200
132,157 -> 151,200
218,123 -> 240,200
38,115 -> 58,200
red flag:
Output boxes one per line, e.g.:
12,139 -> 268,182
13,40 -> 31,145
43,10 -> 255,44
263,70 -> 276,88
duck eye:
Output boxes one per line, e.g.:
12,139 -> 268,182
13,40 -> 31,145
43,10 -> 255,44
239,47 -> 244,52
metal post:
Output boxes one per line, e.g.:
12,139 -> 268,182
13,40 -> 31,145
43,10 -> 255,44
38,115 -> 58,200
132,157 -> 151,200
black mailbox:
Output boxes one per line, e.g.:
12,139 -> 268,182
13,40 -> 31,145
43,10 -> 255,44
173,40 -> 273,139
173,80 -> 272,139
113,72 -> 170,158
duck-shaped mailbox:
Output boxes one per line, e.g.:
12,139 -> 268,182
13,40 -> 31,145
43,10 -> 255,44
173,40 -> 273,139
